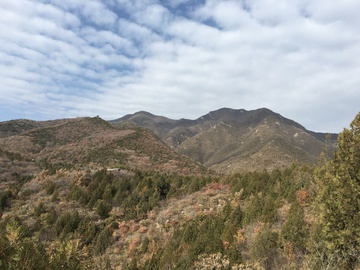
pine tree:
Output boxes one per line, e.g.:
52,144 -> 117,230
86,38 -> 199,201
281,200 -> 307,252
93,227 -> 113,255
250,224 -> 279,269
96,200 -> 112,219
314,113 -> 360,269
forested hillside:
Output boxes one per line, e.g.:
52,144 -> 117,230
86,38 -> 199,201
0,113 -> 359,269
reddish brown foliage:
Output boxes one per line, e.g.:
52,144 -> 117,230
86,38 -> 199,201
296,189 -> 309,205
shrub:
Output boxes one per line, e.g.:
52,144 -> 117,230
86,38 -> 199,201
96,200 -> 112,219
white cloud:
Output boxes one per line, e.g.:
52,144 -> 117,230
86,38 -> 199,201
195,1 -> 254,29
306,0 -> 360,26
249,0 -> 302,25
81,1 -> 118,26
49,0 -> 118,27
0,0 -> 359,132
118,18 -> 159,45
133,4 -> 173,30
80,27 -> 135,55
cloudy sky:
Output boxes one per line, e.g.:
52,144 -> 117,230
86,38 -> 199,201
0,0 -> 359,133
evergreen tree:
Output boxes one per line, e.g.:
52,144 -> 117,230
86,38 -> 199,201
250,224 -> 279,269
0,217 -> 50,269
93,227 -> 113,255
0,190 -> 12,214
96,200 -> 112,219
314,113 -> 360,269
281,200 -> 307,252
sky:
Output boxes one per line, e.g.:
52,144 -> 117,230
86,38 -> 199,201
0,0 -> 359,133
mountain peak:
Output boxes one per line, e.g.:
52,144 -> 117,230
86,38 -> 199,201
134,111 -> 156,117
198,107 -> 246,122
119,111 -> 155,121
112,107 -> 337,173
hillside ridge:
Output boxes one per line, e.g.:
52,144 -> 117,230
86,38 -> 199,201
0,116 -> 206,176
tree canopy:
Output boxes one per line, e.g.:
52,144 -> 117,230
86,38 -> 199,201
315,113 -> 360,269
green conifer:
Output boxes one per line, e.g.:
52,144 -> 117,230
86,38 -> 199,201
314,113 -> 360,269
281,200 -> 307,252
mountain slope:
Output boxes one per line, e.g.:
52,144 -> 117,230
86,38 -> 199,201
0,117 -> 206,176
113,108 -> 337,173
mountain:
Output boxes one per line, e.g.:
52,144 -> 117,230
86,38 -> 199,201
1,109 -> 336,175
0,116 -> 206,178
112,108 -> 337,173
0,112 -> 357,270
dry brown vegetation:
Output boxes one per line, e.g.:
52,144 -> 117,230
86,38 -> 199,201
0,117 -> 206,175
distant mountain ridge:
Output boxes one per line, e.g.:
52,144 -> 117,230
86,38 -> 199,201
113,108 -> 337,173
0,108 -> 338,175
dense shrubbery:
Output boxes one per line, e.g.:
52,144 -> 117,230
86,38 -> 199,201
0,190 -> 12,214
69,169 -> 214,222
